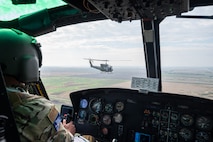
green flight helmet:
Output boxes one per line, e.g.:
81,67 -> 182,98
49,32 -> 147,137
0,28 -> 42,83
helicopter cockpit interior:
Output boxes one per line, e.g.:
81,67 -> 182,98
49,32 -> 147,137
0,0 -> 213,142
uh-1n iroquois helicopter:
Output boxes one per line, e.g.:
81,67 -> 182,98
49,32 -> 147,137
84,58 -> 113,72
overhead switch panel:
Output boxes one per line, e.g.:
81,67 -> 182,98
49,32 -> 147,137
88,0 -> 189,22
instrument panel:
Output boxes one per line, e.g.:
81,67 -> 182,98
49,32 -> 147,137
69,88 -> 213,142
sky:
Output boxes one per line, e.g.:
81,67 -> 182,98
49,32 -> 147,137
37,6 -> 213,67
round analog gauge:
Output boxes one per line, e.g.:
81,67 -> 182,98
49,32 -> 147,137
179,128 -> 193,141
181,114 -> 194,126
80,99 -> 88,108
196,131 -> 209,141
115,101 -> 124,112
170,112 -> 179,121
196,116 -> 212,130
89,114 -> 99,125
113,113 -> 123,123
102,115 -> 111,125
78,109 -> 87,119
90,98 -> 103,113
104,103 -> 113,113
161,111 -> 169,120
102,127 -> 109,135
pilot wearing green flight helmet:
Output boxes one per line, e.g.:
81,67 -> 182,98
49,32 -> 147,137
0,28 -> 95,142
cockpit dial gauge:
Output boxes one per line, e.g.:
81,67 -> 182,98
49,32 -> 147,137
104,103 -> 113,113
115,101 -> 124,112
196,131 -> 209,141
80,99 -> 88,108
88,114 -> 99,125
181,114 -> 194,126
78,109 -> 87,119
161,110 -> 169,120
170,112 -> 179,121
179,128 -> 193,141
102,114 -> 112,125
90,98 -> 103,113
196,116 -> 212,130
113,113 -> 123,123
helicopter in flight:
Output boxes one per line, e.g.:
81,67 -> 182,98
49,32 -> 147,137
84,58 -> 113,72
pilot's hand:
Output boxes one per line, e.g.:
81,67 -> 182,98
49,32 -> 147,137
62,119 -> 76,135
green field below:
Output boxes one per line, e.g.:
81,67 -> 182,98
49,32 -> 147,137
40,67 -> 213,109
42,76 -> 128,109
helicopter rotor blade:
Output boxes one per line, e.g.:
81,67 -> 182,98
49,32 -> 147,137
84,58 -> 109,62
84,58 -> 131,62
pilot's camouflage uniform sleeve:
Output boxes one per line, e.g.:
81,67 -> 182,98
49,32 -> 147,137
7,88 -> 74,142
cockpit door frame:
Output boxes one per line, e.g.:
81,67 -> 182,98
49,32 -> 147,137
0,66 -> 20,141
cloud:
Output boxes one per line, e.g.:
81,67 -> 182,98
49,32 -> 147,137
37,6 -> 213,67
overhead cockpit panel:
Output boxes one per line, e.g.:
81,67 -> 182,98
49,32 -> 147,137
87,0 -> 190,22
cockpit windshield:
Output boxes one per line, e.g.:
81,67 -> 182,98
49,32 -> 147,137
38,20 -> 146,107
36,6 -> 213,108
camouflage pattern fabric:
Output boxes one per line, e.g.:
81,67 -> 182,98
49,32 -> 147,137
7,87 -> 74,142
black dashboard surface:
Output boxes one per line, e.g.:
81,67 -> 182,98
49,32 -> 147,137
69,88 -> 213,142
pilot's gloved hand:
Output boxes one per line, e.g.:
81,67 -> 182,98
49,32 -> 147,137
62,119 -> 76,135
